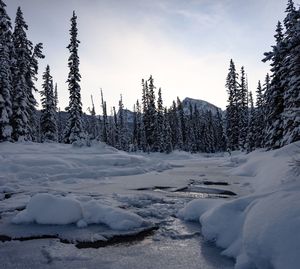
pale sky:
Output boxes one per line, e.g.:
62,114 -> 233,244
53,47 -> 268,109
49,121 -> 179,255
7,0 -> 287,113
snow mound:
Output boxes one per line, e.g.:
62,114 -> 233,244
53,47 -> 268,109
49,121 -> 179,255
196,190 -> 300,269
179,142 -> 300,269
81,200 -> 146,230
12,193 -> 147,231
230,142 -> 300,191
177,198 -> 224,221
241,190 -> 300,269
12,194 -> 83,225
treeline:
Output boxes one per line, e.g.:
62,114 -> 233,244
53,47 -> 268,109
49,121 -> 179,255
0,0 -> 299,153
91,77 -> 226,153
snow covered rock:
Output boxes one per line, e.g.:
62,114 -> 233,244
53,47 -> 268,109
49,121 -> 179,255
12,193 -> 147,231
12,193 -> 83,225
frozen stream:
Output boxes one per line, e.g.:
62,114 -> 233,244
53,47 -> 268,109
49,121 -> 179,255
0,144 -> 254,269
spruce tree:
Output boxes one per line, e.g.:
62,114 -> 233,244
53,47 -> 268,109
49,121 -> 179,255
29,42 -> 44,142
64,11 -> 86,145
100,89 -> 108,143
246,92 -> 256,153
238,66 -> 248,150
132,104 -> 138,151
40,65 -> 57,142
12,8 -> 43,141
132,100 -> 140,150
281,2 -> 300,145
214,110 -> 226,152
254,80 -> 265,148
57,108 -> 63,143
87,95 -> 98,140
186,104 -> 197,153
154,88 -> 164,152
116,95 -> 129,151
106,107 -> 117,148
169,100 -> 183,150
11,7 -> 32,141
163,107 -> 173,153
262,22 -> 285,149
177,97 -> 186,150
0,0 -> 13,141
146,75 -> 157,150
225,59 -> 239,150
54,83 -> 58,111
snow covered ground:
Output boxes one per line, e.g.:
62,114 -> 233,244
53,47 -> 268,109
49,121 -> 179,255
0,141 -> 299,268
179,142 -> 300,269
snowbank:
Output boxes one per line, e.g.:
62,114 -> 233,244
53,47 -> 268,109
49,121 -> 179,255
179,142 -> 300,269
0,142 -> 173,182
12,193 -> 147,231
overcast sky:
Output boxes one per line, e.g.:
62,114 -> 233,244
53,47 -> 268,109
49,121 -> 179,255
7,0 -> 287,113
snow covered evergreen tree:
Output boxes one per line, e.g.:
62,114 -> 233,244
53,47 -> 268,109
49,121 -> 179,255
145,76 -> 157,150
87,95 -> 98,140
214,110 -> 226,152
100,90 -> 108,143
169,100 -> 183,150
107,107 -> 117,148
238,66 -> 248,150
254,80 -> 265,148
54,83 -> 58,111
40,65 -> 57,142
11,7 -> 32,141
246,92 -> 256,153
132,100 -> 143,151
163,107 -> 173,153
154,88 -> 164,152
281,1 -> 300,145
29,42 -> 44,142
262,21 -> 285,149
57,108 -> 64,143
177,97 -> 186,150
0,0 -> 13,141
186,104 -> 197,153
64,11 -> 86,145
116,95 -> 129,151
225,59 -> 239,151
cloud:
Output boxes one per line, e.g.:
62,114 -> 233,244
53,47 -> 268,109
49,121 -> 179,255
78,10 -> 232,112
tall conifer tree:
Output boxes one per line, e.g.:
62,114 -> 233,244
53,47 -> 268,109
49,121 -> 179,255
40,65 -> 57,142
0,0 -> 13,141
225,59 -> 239,150
64,11 -> 85,144
262,22 -> 285,149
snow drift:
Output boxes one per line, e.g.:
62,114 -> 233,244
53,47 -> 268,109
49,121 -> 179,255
179,142 -> 300,269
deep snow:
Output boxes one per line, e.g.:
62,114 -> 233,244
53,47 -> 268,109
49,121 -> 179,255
0,141 -> 299,269
179,142 -> 300,269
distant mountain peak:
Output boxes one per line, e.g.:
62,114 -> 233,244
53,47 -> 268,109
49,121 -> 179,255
182,97 -> 222,115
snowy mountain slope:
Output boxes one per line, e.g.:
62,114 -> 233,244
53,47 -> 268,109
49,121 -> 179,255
182,97 -> 222,115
